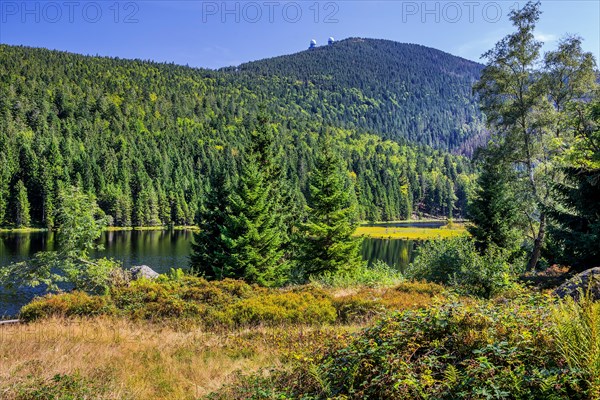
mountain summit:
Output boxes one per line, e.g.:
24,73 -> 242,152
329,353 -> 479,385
227,38 -> 485,149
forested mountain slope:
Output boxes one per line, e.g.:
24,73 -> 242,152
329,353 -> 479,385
230,38 -> 485,149
0,42 -> 476,228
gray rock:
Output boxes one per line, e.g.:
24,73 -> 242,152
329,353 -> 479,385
554,267 -> 600,301
129,265 -> 159,280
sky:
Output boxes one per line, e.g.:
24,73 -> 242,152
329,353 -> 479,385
0,1 -> 598,69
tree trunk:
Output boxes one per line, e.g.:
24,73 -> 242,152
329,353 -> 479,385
527,212 -> 546,271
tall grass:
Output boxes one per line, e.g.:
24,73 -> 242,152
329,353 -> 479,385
552,291 -> 600,399
0,317 -> 350,399
309,260 -> 403,288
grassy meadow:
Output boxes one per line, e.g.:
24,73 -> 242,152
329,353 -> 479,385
355,223 -> 467,240
0,279 -> 443,399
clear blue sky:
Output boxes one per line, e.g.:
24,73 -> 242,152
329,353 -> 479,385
1,1 -> 598,69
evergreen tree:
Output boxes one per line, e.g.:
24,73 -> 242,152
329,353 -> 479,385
224,157 -> 288,286
467,149 -> 522,252
549,98 -> 600,271
190,171 -> 237,280
190,116 -> 290,286
297,135 -> 364,277
550,166 -> 600,270
12,180 -> 31,228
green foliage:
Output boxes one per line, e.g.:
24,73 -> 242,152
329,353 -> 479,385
21,276 -> 338,327
224,157 -> 288,286
407,237 -> 521,298
11,180 -> 31,228
20,291 -> 115,321
467,148 -> 524,253
310,260 -> 403,288
0,186 -> 120,294
297,135 -> 364,278
0,43 -> 476,229
190,170 -> 236,280
552,292 -> 600,399
549,98 -> 600,271
231,291 -> 337,326
11,373 -> 111,400
474,1 -> 598,269
217,294 -> 585,399
190,114 -> 290,286
235,38 -> 485,150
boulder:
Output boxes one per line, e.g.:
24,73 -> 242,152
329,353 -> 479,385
129,265 -> 159,280
554,267 -> 600,301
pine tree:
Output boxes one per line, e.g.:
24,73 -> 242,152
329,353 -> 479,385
550,167 -> 600,271
190,171 -> 237,280
12,180 -> 31,228
190,114 -> 291,286
549,98 -> 600,271
467,150 -> 522,252
297,135 -> 364,277
224,157 -> 288,286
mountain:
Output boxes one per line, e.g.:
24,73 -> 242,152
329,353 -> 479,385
0,40 -> 478,228
227,38 -> 486,150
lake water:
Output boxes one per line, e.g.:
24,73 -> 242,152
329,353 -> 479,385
0,223 -> 439,317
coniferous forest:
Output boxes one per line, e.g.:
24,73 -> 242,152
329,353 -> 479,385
0,39 -> 480,228
2,2 -> 600,398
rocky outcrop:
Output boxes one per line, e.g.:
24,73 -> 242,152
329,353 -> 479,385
129,265 -> 159,280
554,267 -> 600,301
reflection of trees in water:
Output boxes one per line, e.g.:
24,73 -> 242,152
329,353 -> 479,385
0,231 -> 57,260
3,231 -> 416,276
361,238 -> 419,273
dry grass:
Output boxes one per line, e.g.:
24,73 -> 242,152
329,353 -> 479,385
0,318 -> 365,399
354,225 -> 467,240
0,282 -> 443,399
0,317 -> 353,399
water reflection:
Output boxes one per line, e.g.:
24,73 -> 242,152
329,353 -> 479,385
361,238 -> 419,273
0,226 -> 428,316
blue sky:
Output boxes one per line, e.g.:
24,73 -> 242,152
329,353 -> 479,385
1,1 -> 598,69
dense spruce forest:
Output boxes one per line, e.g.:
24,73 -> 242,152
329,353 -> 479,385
0,39 -> 480,229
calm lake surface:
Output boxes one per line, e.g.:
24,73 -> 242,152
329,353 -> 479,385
0,222 -> 442,317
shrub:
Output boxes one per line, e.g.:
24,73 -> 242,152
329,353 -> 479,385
332,295 -> 385,323
214,294 -> 584,399
229,291 -> 337,326
20,291 -> 115,322
310,260 -> 404,288
553,292 -> 600,399
406,237 -> 521,297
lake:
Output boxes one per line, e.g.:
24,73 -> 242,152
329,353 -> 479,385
0,223 -> 439,317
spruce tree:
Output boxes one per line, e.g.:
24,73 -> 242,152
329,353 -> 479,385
467,150 -> 522,252
12,180 -> 31,228
549,99 -> 600,271
224,157 -> 288,286
190,171 -> 237,280
190,114 -> 290,286
550,166 -> 600,271
297,135 -> 364,277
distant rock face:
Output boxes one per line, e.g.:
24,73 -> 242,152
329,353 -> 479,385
130,265 -> 159,280
554,267 -> 600,301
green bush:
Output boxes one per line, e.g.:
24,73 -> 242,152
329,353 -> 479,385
406,237 -> 520,297
230,291 -> 337,326
310,260 -> 404,288
332,295 -> 385,324
214,294 -> 584,399
20,291 -> 115,322
20,276 -> 339,327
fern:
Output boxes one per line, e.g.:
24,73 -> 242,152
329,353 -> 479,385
552,289 -> 600,399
